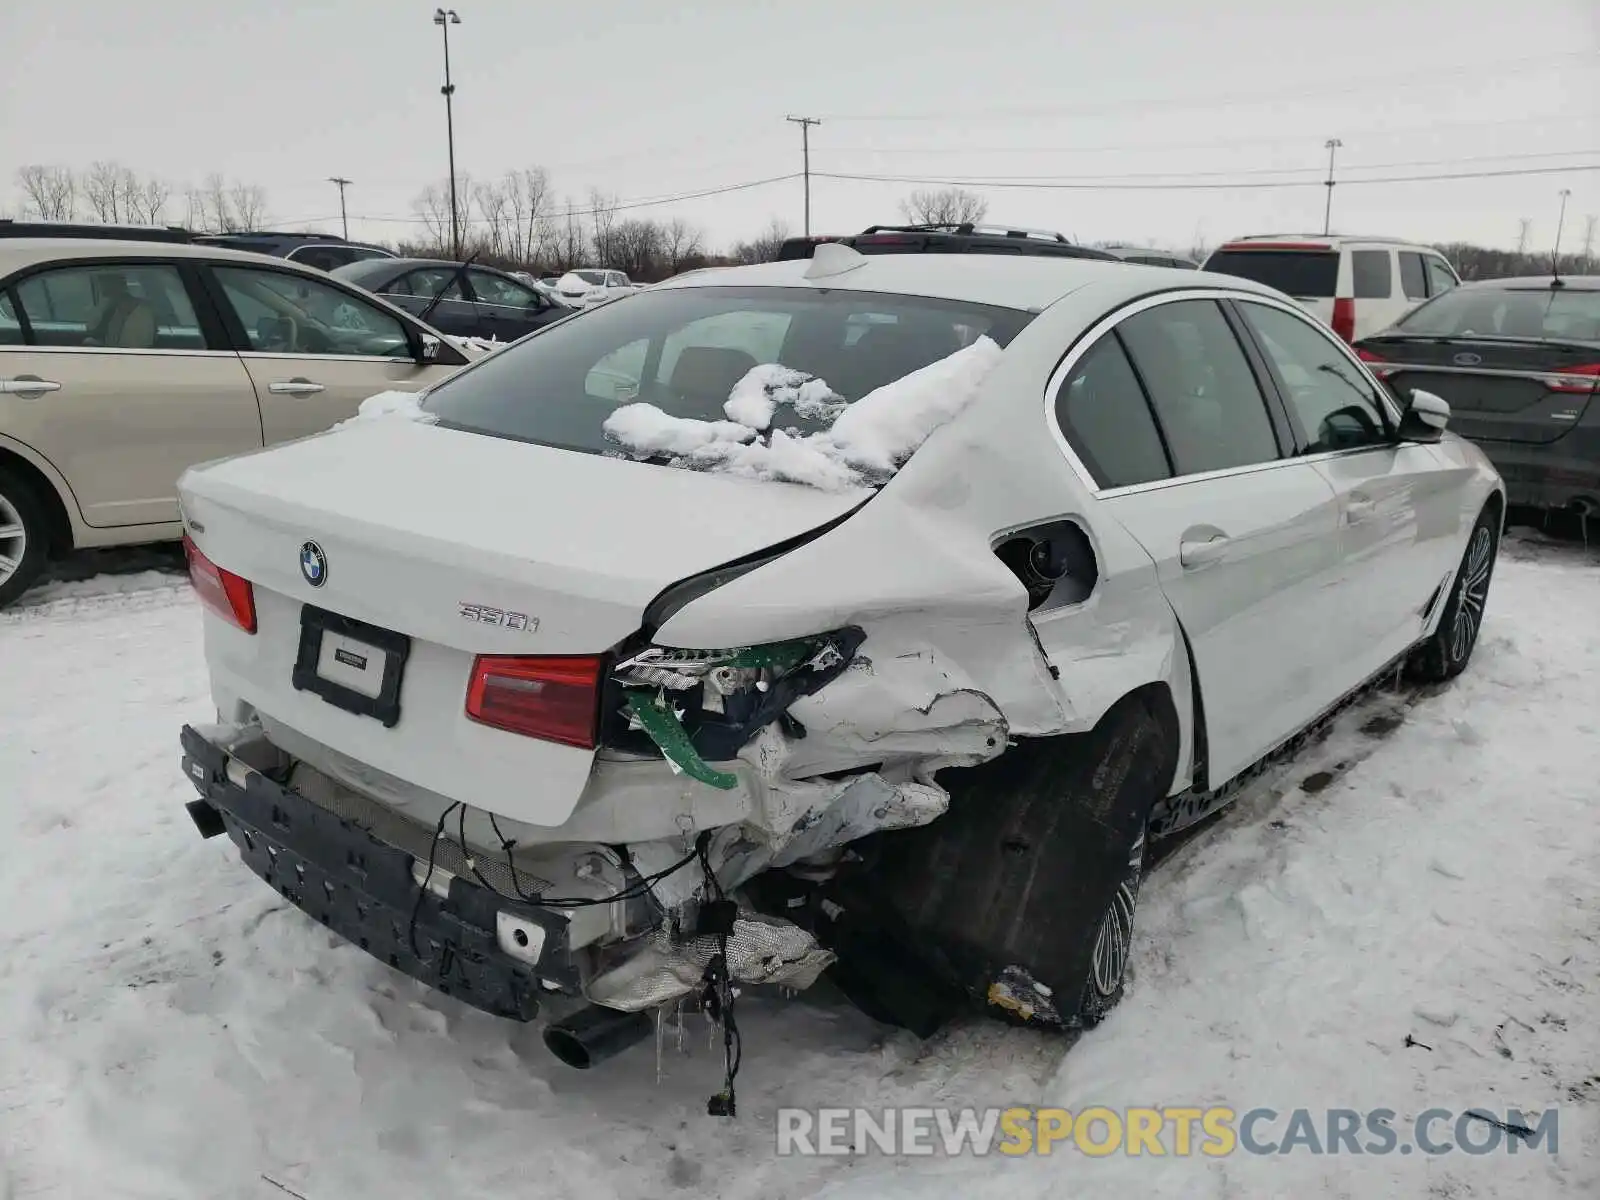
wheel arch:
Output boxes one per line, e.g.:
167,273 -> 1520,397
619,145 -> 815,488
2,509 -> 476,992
0,437 -> 77,558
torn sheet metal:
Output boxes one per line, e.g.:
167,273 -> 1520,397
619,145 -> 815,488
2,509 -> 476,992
585,913 -> 834,1012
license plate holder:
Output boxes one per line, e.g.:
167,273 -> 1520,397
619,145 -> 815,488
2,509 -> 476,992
292,605 -> 411,728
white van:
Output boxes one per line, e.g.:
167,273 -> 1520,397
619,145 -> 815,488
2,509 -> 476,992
1200,235 -> 1460,342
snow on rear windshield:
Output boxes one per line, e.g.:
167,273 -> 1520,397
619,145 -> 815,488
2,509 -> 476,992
421,285 -> 1033,487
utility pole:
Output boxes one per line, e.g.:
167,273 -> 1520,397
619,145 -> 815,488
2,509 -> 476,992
327,177 -> 352,239
1517,218 -> 1532,255
1321,138 -> 1342,236
786,115 -> 822,236
434,8 -> 463,259
1548,190 -> 1574,272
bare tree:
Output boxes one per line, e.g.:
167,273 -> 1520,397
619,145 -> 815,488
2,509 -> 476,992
132,176 -> 171,225
730,217 -> 791,265
229,182 -> 267,231
662,217 -> 706,275
412,182 -> 454,256
472,177 -> 513,259
17,165 -> 77,220
899,186 -> 988,226
588,189 -> 621,266
83,161 -> 134,223
548,198 -> 588,273
502,167 -> 552,266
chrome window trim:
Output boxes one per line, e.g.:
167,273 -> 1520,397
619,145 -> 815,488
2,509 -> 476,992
1042,287 -> 1404,498
0,344 -> 238,359
236,350 -> 417,364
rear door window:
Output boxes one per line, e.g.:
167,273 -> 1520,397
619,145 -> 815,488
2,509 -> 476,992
1114,299 -> 1281,476
1398,253 -> 1428,301
1351,250 -> 1393,299
1424,257 -> 1458,296
1053,335 -> 1171,488
12,262 -> 207,349
1202,249 -> 1339,299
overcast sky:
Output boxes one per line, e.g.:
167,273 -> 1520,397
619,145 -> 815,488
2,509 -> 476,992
3,0 -> 1596,256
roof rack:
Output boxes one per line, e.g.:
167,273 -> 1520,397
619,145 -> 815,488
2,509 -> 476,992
197,230 -> 353,242
859,222 -> 1071,244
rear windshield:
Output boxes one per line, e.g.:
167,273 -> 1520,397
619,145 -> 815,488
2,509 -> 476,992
1395,286 -> 1600,342
421,284 -> 1033,463
1204,249 -> 1339,298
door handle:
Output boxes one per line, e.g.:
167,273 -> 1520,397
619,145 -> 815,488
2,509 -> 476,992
1179,535 -> 1231,569
0,377 -> 61,395
268,379 -> 325,396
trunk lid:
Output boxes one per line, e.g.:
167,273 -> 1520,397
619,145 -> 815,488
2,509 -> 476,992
1359,334 -> 1599,445
179,418 -> 866,826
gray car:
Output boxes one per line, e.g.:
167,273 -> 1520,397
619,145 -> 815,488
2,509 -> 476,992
1354,275 -> 1600,512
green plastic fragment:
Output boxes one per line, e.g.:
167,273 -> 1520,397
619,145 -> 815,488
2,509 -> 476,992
726,637 -> 821,672
623,687 -> 739,790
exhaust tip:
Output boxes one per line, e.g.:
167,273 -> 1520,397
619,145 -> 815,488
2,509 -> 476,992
543,1024 -> 595,1070
543,1004 -> 653,1070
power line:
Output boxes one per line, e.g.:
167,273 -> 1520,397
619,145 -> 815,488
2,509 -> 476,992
818,115 -> 1600,159
819,51 -> 1596,124
812,162 -> 1600,192
267,173 -> 801,228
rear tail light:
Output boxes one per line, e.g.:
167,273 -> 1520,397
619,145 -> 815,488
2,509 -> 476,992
183,534 -> 256,634
1355,346 -> 1399,379
1330,298 -> 1356,344
1544,363 -> 1600,394
466,654 -> 604,749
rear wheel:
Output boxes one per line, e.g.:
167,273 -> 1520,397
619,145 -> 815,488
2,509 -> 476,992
830,691 -> 1176,1033
1409,504 -> 1499,683
0,468 -> 49,610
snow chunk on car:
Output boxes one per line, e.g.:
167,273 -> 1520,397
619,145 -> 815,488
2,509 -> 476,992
329,389 -> 438,432
604,336 -> 1002,491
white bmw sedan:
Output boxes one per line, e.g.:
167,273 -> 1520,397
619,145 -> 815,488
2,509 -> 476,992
176,245 -> 1502,1079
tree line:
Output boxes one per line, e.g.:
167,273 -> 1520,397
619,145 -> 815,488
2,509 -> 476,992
10,166 -> 1588,282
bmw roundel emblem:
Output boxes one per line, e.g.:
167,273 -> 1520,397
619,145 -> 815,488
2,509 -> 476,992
299,540 -> 328,587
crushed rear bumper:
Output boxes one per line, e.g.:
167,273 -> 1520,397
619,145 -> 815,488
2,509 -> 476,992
179,724 -> 581,1021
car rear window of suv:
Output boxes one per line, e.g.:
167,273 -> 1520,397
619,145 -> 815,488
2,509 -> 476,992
1204,249 -> 1339,298
421,284 -> 1034,459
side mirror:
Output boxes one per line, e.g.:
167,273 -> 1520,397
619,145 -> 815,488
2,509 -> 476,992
416,333 -> 441,364
1397,388 -> 1449,443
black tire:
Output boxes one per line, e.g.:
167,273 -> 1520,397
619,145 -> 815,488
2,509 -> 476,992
0,468 -> 49,611
831,691 -> 1176,1033
1408,504 -> 1500,683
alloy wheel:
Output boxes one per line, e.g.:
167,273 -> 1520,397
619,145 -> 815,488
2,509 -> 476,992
0,490 -> 27,588
1450,526 -> 1494,664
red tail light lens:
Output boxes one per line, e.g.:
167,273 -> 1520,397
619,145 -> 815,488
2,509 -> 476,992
1331,297 -> 1356,344
465,654 -> 603,749
1355,345 -> 1399,378
1544,363 -> 1600,394
183,534 -> 256,634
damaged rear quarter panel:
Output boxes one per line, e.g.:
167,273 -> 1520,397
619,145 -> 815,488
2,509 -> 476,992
654,282 -> 1198,792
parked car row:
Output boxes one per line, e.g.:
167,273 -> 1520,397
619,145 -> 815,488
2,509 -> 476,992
0,217 -> 1592,617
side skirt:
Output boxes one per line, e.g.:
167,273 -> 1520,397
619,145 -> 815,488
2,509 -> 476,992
1148,643 -> 1427,842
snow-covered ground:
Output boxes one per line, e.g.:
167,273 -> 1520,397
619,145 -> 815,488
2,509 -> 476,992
1,535 -> 1596,1198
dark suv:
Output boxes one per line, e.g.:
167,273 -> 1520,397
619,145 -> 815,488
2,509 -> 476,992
189,231 -> 395,272
0,219 -> 195,243
777,223 -> 1118,263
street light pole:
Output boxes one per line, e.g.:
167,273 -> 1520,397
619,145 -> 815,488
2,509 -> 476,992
1322,138 -> 1343,236
434,8 -> 462,260
327,176 -> 352,239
